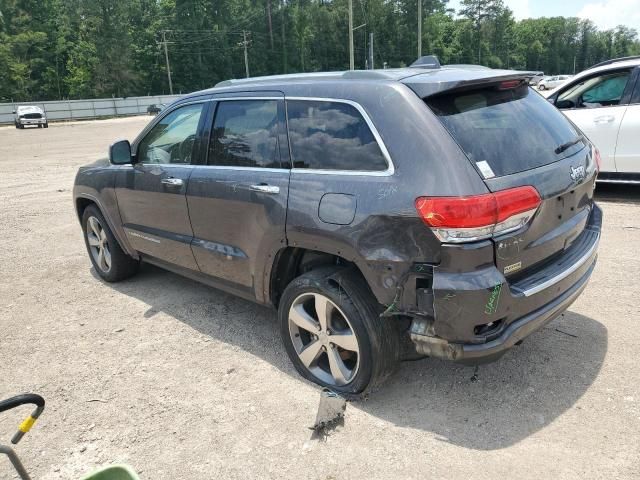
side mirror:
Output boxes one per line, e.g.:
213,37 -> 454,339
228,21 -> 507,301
555,99 -> 575,109
109,140 -> 133,165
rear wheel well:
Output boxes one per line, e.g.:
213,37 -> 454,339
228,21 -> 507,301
270,247 -> 366,308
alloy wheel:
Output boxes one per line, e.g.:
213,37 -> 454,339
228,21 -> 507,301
288,293 -> 360,386
86,216 -> 112,273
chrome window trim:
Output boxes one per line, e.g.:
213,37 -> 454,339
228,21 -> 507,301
190,165 -> 286,173
119,163 -> 287,172
285,96 -> 395,176
130,95 -> 396,176
127,96 -> 289,172
209,96 -> 284,101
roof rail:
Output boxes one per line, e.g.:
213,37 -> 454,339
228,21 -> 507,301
590,55 -> 640,69
341,70 -> 394,80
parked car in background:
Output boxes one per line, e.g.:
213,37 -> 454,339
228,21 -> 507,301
546,56 -> 640,182
528,72 -> 545,86
146,104 -> 165,115
13,106 -> 48,129
74,66 -> 601,394
538,75 -> 572,90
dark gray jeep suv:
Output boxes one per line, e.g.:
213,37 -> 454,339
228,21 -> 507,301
74,65 -> 602,394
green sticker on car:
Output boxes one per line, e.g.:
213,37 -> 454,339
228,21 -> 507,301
485,284 -> 502,315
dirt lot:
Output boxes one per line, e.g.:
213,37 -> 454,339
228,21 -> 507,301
1,117 -> 639,480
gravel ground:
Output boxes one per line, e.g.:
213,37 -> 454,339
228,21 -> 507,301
1,117 -> 639,480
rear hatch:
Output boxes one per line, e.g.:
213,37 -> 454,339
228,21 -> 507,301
415,77 -> 598,280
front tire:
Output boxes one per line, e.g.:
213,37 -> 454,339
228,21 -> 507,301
278,267 -> 400,395
538,84 -> 546,91
82,205 -> 139,282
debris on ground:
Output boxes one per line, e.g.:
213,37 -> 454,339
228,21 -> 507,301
310,388 -> 346,441
555,328 -> 578,338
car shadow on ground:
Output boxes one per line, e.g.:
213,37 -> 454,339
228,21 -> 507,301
103,263 -> 607,451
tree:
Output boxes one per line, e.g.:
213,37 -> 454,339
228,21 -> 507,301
1,0 -> 639,101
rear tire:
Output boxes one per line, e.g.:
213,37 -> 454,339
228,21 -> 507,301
278,267 -> 400,396
539,84 -> 546,91
82,205 -> 139,282
43,123 -> 48,128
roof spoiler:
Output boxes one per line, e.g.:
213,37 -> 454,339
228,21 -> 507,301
403,70 -> 537,98
410,55 -> 441,69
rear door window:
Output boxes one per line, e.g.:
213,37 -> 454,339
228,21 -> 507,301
425,84 -> 583,177
286,100 -> 388,171
208,100 -> 281,168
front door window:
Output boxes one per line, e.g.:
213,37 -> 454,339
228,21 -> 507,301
137,103 -> 204,164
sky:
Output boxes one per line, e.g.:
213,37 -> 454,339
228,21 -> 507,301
447,0 -> 640,32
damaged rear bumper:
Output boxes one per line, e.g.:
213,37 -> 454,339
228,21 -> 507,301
408,203 -> 602,365
410,259 -> 595,364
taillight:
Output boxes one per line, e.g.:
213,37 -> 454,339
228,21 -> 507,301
593,145 -> 601,173
415,186 -> 541,243
497,79 -> 523,90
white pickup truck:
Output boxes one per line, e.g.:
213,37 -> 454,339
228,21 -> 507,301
13,105 -> 48,129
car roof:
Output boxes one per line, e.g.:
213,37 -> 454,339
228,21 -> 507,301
573,57 -> 640,81
17,105 -> 42,111
198,65 -> 536,99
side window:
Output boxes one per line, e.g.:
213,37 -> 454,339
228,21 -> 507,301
208,100 -> 281,168
557,70 -> 631,109
286,100 -> 388,171
137,103 -> 204,164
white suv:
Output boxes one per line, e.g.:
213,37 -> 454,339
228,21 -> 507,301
547,56 -> 640,182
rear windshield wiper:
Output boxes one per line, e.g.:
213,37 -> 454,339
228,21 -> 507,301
554,136 -> 584,155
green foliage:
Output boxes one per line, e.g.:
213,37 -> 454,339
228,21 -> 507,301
0,0 -> 639,101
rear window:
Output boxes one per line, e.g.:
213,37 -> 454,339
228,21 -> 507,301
426,84 -> 583,177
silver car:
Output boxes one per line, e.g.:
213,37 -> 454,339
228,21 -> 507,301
538,75 -> 572,91
13,106 -> 48,129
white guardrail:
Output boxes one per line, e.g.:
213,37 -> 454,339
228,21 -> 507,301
0,95 -> 183,125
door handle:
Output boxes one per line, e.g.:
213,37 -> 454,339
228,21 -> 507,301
250,184 -> 280,194
593,115 -> 615,124
161,177 -> 184,187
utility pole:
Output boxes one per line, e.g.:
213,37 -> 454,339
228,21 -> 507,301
240,30 -> 250,78
281,0 -> 287,73
417,0 -> 422,58
369,32 -> 374,69
161,31 -> 173,95
348,0 -> 354,70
